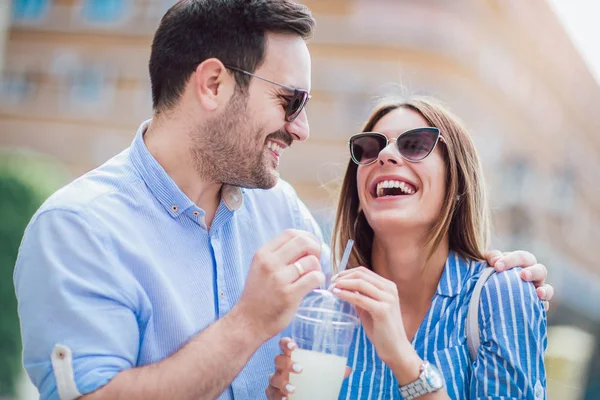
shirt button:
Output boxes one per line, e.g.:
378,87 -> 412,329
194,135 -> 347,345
192,211 -> 200,216
171,205 -> 179,212
220,291 -> 225,298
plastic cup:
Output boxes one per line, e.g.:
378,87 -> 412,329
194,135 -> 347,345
289,289 -> 359,400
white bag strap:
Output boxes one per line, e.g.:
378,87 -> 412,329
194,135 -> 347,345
466,267 -> 496,363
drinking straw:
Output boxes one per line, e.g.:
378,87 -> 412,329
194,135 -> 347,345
312,239 -> 354,353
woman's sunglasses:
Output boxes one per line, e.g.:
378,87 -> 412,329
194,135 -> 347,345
225,64 -> 311,122
348,127 -> 443,166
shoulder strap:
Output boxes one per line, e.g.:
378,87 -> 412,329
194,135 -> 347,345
466,267 -> 496,363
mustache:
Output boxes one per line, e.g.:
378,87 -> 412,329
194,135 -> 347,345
265,130 -> 293,147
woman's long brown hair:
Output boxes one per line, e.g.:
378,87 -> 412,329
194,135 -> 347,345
331,96 -> 491,271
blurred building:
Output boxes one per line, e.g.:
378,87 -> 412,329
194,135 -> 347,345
1,0 -> 600,398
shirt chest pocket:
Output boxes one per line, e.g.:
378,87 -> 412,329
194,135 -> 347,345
430,344 -> 471,400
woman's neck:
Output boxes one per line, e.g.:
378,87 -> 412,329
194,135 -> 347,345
371,230 -> 449,310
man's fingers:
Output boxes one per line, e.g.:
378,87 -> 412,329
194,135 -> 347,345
278,255 -> 321,284
262,229 -> 305,253
292,270 -> 326,299
275,231 -> 322,265
536,284 -> 555,301
263,229 -> 319,254
484,250 -> 503,267
279,337 -> 297,356
520,264 -> 548,285
494,250 -> 537,271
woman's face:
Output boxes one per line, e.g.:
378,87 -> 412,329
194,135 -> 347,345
356,107 -> 447,235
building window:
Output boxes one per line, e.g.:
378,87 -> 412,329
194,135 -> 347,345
80,0 -> 129,24
69,69 -> 103,101
549,168 -> 575,216
64,66 -> 114,113
0,72 -> 36,105
12,0 -> 50,21
500,158 -> 534,206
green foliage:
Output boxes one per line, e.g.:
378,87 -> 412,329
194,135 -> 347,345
0,149 -> 69,396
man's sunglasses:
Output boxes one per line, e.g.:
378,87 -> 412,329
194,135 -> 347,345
224,65 -> 311,122
348,127 -> 444,166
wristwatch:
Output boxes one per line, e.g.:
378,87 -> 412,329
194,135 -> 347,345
398,361 -> 444,399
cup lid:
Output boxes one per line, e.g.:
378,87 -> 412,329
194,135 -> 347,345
296,289 -> 359,325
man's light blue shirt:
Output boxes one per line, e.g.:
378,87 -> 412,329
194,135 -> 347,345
14,120 -> 329,400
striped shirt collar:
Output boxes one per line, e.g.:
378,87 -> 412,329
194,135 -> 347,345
435,251 -> 472,298
129,119 -> 244,218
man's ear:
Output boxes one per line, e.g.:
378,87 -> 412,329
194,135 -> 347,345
193,58 -> 235,112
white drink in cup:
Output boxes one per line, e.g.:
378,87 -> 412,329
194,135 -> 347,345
289,289 -> 359,400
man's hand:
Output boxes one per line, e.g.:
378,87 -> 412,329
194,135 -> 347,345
484,250 -> 554,311
235,229 -> 326,342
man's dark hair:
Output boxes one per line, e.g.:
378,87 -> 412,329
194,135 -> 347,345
149,0 -> 315,112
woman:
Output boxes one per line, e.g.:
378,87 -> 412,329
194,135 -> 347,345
267,96 -> 547,399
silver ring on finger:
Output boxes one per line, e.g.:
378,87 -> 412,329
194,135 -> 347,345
293,261 -> 305,277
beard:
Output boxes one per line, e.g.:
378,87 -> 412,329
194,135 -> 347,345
189,91 -> 291,189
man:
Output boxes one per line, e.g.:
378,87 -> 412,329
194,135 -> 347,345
14,1 -> 553,399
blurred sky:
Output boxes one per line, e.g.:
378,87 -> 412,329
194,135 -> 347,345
548,0 -> 600,84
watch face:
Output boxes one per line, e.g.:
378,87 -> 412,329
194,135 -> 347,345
424,363 -> 444,389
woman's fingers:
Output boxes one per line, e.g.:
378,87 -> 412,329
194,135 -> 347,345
344,366 -> 352,379
332,285 -> 383,316
265,383 -> 286,400
331,277 -> 390,303
269,369 -> 296,396
279,337 -> 297,356
333,266 -> 396,295
275,353 -> 303,375
268,345 -> 304,400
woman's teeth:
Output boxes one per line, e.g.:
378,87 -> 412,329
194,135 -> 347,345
267,141 -> 284,154
376,180 -> 415,197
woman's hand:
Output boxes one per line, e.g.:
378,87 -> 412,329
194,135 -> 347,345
265,338 -> 351,400
330,267 -> 414,366
266,338 -> 301,400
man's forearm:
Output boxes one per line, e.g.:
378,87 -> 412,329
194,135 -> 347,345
82,306 -> 267,400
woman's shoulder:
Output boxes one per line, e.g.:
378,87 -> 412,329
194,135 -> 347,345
467,263 -> 542,325
459,256 -> 535,300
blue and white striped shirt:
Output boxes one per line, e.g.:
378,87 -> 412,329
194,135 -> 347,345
14,120 -> 329,400
339,252 -> 547,400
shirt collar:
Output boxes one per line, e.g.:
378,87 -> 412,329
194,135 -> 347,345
435,251 -> 473,298
129,119 -> 244,218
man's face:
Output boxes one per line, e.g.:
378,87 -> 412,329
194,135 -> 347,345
191,33 -> 312,189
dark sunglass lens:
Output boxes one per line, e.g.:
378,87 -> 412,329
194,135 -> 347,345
397,129 -> 439,161
351,134 -> 387,164
286,92 -> 306,122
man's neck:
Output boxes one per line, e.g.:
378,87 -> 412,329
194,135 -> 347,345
144,117 -> 222,229
371,229 -> 449,310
